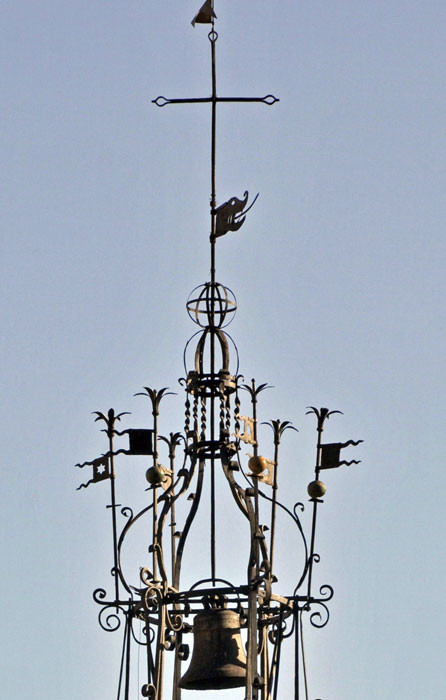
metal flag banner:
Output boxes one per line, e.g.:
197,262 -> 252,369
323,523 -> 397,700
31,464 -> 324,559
191,0 -> 216,27
76,455 -> 110,490
124,429 -> 154,455
320,439 -> 363,470
76,429 -> 154,489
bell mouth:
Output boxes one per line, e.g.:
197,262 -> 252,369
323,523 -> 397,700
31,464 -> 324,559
180,675 -> 246,691
179,609 -> 247,691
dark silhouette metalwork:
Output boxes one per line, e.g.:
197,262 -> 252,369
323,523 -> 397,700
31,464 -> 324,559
213,191 -> 259,239
76,4 -> 362,699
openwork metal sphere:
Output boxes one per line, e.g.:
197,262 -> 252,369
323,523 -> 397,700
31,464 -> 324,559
187,282 -> 237,329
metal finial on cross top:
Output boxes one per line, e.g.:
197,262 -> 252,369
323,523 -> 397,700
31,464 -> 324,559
152,1 -> 279,283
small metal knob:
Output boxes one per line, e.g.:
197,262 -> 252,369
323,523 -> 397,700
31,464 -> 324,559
307,480 -> 327,499
248,455 -> 268,475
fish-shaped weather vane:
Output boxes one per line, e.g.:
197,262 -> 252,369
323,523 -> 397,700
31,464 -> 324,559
212,190 -> 259,239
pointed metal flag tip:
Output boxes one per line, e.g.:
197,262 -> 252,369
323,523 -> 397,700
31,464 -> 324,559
191,0 -> 216,27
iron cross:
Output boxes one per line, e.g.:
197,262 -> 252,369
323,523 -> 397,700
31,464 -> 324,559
152,27 -> 279,280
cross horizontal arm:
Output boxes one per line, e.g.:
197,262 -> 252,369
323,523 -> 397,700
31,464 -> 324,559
217,94 -> 279,105
152,94 -> 279,107
152,96 -> 212,107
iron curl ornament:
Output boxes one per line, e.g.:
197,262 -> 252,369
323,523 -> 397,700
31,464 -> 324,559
76,3 -> 363,699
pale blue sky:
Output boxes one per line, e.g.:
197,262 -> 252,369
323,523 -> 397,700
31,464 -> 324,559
1,1 -> 445,698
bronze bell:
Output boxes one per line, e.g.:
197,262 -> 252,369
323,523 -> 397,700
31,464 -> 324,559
179,608 -> 247,690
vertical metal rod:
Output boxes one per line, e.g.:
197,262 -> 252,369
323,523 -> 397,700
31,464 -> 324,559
145,619 -> 155,691
253,472 -> 260,581
210,367 -> 216,584
210,28 -> 217,276
267,620 -> 278,700
251,380 -> 260,579
252,394 -> 261,587
152,405 -> 159,581
209,28 -> 217,585
315,413 -> 323,482
306,418 -> 323,601
271,623 -> 282,700
266,606 -> 283,700
261,625 -> 270,700
169,437 -> 182,700
251,380 -> 258,457
153,488 -> 158,582
306,500 -> 318,602
294,604 -> 300,700
172,643 -> 182,700
269,436 -> 280,576
153,606 -> 165,700
246,380 -> 261,699
108,427 -> 120,608
169,440 -> 177,582
246,579 -> 258,700
266,628 -> 277,698
124,610 -> 131,700
158,606 -> 166,700
116,614 -> 127,700
300,612 -> 310,700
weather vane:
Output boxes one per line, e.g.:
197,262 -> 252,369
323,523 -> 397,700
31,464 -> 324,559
153,0 -> 277,284
77,3 -> 363,699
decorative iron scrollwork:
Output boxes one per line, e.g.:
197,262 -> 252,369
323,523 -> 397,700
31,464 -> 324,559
77,7 -> 361,699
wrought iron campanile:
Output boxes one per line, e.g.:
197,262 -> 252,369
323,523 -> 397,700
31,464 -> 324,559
77,3 -> 362,699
